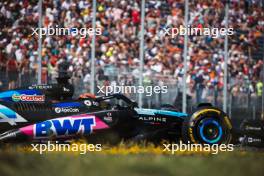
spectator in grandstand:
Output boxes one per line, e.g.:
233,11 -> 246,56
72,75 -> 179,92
6,55 -> 19,90
57,57 -> 70,78
194,70 -> 205,103
0,50 -> 7,89
256,80 -> 263,108
20,56 -> 31,86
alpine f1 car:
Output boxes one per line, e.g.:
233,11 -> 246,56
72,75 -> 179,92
0,78 -> 233,145
0,78 -> 262,146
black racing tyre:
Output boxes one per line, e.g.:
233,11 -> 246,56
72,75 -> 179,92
182,107 -> 232,145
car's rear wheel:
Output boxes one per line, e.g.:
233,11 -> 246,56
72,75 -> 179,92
182,107 -> 232,144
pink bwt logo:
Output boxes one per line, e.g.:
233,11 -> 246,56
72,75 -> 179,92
34,116 -> 96,138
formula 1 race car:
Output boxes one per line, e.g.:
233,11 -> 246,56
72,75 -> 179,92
0,79 -> 233,145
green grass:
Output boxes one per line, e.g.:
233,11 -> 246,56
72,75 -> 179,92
0,151 -> 263,176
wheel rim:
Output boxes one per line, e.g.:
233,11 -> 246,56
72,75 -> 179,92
198,119 -> 223,144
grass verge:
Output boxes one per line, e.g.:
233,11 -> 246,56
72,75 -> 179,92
0,143 -> 263,176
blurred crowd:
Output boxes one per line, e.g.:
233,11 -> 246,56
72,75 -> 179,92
0,0 -> 263,104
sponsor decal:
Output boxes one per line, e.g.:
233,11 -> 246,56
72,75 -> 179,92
103,112 -> 113,123
138,116 -> 166,123
0,90 -> 41,101
35,116 -> 96,138
63,87 -> 70,92
12,94 -> 45,102
0,105 -> 27,125
28,85 -> 52,90
245,126 -> 261,131
11,94 -> 21,102
84,100 -> 92,106
248,137 -> 262,143
54,107 -> 80,113
84,100 -> 99,107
